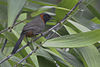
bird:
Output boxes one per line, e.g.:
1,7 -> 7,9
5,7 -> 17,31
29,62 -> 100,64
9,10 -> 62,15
11,13 -> 51,54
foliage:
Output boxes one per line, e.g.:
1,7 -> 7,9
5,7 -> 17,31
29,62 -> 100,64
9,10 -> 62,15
0,0 -> 100,67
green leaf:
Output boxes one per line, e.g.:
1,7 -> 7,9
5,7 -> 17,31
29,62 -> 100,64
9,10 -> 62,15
55,0 -> 78,21
36,47 -> 54,61
63,25 -> 77,34
18,13 -> 27,21
87,4 -> 100,19
77,45 -> 100,67
43,29 -> 100,48
58,49 -> 84,67
0,52 -> 11,67
27,0 -> 55,6
44,49 -> 73,67
0,1 -> 7,6
8,0 -> 26,26
67,20 -> 91,32
0,0 -> 7,26
3,31 -> 18,44
0,24 -> 4,31
31,6 -> 55,17
91,17 -> 100,24
37,56 -> 56,67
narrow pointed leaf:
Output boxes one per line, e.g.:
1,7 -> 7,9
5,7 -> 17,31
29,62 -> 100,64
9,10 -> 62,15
77,46 -> 100,67
43,29 -> 100,48
8,0 -> 26,26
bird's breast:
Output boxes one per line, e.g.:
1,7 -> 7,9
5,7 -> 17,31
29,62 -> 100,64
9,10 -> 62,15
25,30 -> 34,37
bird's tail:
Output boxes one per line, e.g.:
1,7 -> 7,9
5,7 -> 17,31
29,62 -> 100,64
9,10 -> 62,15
11,33 -> 25,54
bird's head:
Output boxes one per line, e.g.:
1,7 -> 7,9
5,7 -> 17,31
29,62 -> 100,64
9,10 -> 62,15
40,13 -> 51,23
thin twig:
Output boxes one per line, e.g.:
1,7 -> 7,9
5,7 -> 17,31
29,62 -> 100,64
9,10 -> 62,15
0,20 -> 26,34
60,0 -> 82,23
1,39 -> 8,52
14,47 -> 38,67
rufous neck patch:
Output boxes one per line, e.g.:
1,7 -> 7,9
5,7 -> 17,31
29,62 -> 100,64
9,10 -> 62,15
40,14 -> 45,23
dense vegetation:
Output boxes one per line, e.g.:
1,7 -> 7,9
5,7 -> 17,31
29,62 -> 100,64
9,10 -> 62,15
0,0 -> 100,67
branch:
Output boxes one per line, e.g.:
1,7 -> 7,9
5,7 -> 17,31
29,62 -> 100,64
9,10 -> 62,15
14,47 -> 38,67
60,0 -> 82,23
1,39 -> 8,52
0,20 -> 26,34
